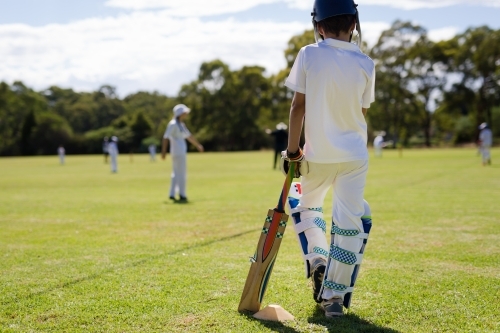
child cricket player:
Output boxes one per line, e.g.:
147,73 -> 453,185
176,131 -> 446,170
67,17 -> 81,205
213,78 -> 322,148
161,104 -> 204,202
57,145 -> 65,165
281,0 -> 375,318
373,131 -> 385,157
478,122 -> 492,166
108,136 -> 119,173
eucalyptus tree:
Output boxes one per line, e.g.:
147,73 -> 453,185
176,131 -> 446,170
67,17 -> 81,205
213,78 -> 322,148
178,60 -> 271,151
440,27 -> 500,136
430,27 -> 500,143
0,81 -> 50,155
368,21 -> 432,145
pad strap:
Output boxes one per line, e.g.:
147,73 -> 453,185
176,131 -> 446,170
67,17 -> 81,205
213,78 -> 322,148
313,246 -> 328,257
331,225 -> 368,239
294,217 -> 326,234
323,280 -> 353,293
291,206 -> 323,214
329,244 -> 363,265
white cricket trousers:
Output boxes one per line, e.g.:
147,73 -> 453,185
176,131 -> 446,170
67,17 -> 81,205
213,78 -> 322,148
170,154 -> 187,197
481,145 -> 491,163
299,159 -> 368,300
110,153 -> 118,172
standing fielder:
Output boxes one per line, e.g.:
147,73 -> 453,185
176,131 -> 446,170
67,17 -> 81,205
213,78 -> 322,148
162,104 -> 203,202
265,122 -> 289,169
373,132 -> 385,157
57,145 -> 65,165
148,144 -> 157,162
478,122 -> 492,166
281,0 -> 375,318
108,136 -> 119,173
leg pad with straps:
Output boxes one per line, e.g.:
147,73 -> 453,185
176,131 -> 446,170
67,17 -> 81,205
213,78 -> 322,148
288,184 -> 329,278
320,200 -> 372,308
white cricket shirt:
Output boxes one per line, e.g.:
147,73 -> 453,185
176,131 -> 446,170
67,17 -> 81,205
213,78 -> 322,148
285,38 -> 375,163
373,135 -> 384,148
480,128 -> 492,147
164,119 -> 191,156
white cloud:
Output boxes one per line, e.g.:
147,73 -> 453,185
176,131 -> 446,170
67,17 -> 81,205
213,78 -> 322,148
285,0 -> 500,10
428,26 -> 459,42
1,0 -> 460,99
361,22 -> 391,46
359,0 -> 500,10
0,11 -> 314,96
104,0 -> 277,16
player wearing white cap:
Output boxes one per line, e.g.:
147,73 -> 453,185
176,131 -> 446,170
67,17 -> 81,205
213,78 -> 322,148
162,104 -> 204,202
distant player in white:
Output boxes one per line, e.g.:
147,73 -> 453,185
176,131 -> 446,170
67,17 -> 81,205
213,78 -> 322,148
148,144 -> 156,162
57,145 -> 65,165
373,133 -> 384,157
108,136 -> 119,173
162,104 -> 203,202
478,122 -> 492,166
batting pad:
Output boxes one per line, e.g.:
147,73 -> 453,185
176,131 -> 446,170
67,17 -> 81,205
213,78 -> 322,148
321,200 -> 372,308
288,182 -> 329,278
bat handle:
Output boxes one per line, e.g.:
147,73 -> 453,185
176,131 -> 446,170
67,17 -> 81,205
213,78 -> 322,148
276,162 -> 296,213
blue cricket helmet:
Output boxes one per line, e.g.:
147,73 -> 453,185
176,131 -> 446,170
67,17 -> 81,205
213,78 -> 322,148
311,0 -> 362,47
312,0 -> 357,22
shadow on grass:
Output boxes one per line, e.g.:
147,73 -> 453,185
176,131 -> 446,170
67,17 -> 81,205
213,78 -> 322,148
307,306 -> 401,333
239,312 -> 301,333
240,306 -> 400,333
2,229 -> 257,306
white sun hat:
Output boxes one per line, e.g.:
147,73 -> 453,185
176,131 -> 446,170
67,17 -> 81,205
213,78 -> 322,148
276,122 -> 288,130
173,104 -> 191,118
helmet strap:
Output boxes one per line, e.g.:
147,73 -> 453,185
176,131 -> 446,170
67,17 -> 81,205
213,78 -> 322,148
355,7 -> 362,48
312,19 -> 323,43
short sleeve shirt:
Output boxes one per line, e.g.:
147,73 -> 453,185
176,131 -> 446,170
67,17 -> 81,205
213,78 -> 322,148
164,119 -> 191,156
480,129 -> 492,147
285,38 -> 375,163
373,136 -> 384,148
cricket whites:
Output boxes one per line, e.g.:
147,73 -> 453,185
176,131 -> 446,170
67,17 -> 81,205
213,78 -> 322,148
238,163 -> 296,313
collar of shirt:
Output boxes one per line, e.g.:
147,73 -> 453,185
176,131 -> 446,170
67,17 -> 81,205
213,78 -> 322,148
320,38 -> 360,52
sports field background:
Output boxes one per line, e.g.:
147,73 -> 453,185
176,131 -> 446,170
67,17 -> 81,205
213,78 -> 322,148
1,149 -> 499,332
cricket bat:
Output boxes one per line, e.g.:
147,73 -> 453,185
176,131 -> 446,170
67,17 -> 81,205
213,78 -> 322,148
238,162 -> 296,313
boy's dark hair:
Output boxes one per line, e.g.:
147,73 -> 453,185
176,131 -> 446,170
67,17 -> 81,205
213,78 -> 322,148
317,14 -> 355,37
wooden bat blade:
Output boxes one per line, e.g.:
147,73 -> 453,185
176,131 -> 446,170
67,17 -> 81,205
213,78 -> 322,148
238,209 -> 289,313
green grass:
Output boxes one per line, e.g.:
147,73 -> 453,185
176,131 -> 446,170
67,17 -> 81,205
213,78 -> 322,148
0,149 -> 499,332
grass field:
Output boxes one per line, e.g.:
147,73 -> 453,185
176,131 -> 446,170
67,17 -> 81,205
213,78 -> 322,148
1,149 -> 499,333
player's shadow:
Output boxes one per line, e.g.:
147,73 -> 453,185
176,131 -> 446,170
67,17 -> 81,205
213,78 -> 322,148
162,199 -> 190,204
242,306 -> 400,333
307,306 -> 401,333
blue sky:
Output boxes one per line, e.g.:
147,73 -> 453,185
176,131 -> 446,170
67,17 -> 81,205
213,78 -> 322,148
1,0 -> 500,96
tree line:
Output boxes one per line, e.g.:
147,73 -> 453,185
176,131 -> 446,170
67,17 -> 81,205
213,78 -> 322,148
1,21 -> 499,156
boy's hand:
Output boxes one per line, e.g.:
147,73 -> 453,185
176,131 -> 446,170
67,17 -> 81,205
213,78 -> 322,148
281,148 -> 304,162
280,148 -> 304,178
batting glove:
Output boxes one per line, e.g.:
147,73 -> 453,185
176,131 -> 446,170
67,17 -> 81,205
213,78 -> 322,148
280,148 -> 304,178
281,148 -> 304,162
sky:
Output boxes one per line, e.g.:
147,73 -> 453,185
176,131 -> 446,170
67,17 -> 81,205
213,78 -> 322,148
1,0 -> 500,97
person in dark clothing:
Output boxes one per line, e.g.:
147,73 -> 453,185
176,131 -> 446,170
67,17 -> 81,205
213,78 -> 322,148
266,122 -> 289,169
